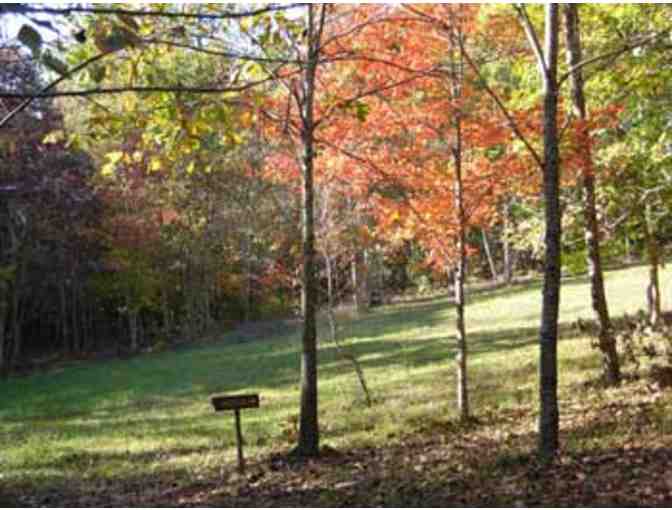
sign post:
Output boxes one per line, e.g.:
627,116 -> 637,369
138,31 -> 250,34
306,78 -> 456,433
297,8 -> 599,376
210,393 -> 260,473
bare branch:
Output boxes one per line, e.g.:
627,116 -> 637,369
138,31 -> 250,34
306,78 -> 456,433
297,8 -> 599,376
3,4 -> 303,21
559,29 -> 671,85
0,77 -> 279,101
514,5 -> 548,80
0,48 -> 121,129
458,39 -> 544,170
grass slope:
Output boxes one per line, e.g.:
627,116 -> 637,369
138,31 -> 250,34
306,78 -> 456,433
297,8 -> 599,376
1,264 -> 671,506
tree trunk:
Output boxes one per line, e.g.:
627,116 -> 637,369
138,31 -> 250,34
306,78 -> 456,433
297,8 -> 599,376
352,251 -> 369,313
295,4 -> 324,458
243,233 -> 253,322
447,14 -> 469,423
563,4 -> 620,385
10,259 -> 24,366
71,274 -> 80,355
326,253 -> 334,307
59,280 -> 69,353
644,209 -> 661,325
161,285 -> 171,340
325,252 -> 372,406
129,312 -> 138,353
481,229 -> 498,282
0,282 -> 8,374
537,4 -> 561,461
503,199 -> 514,284
454,163 -> 469,421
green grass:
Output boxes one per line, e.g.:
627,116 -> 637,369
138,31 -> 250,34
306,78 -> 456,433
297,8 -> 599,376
1,263 -> 669,494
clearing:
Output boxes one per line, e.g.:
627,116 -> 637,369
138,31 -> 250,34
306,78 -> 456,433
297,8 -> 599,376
2,264 -> 672,506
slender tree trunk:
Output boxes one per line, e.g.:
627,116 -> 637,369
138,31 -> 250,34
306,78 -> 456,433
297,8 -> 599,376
537,4 -> 561,461
71,274 -> 80,355
0,282 -> 8,374
59,280 -> 69,353
454,161 -> 469,421
129,311 -> 138,353
295,4 -> 325,458
324,252 -> 372,406
352,251 -> 369,313
624,235 -> 632,263
446,14 -> 470,423
644,209 -> 661,325
563,4 -> 620,384
161,285 -> 171,340
243,233 -> 252,322
10,259 -> 24,366
503,199 -> 514,284
481,229 -> 498,282
326,253 -> 334,307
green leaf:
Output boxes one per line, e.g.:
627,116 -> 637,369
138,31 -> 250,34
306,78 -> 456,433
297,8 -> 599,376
18,24 -> 42,56
355,101 -> 370,123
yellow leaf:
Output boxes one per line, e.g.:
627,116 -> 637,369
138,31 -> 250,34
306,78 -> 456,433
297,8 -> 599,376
101,162 -> 116,177
42,130 -> 64,144
106,151 -> 124,164
149,158 -> 162,172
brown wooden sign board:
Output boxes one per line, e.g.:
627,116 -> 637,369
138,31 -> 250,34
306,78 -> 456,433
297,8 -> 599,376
210,393 -> 260,473
211,393 -> 259,412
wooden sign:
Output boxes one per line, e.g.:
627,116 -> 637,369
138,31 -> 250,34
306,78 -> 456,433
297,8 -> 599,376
210,393 -> 260,473
211,394 -> 259,411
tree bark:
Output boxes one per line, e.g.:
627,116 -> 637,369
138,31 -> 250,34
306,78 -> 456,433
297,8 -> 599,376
10,258 -> 24,366
537,4 -> 561,461
59,279 -> 69,352
352,250 -> 369,313
448,14 -> 469,422
644,208 -> 661,325
563,4 -> 620,384
0,282 -> 8,374
71,272 -> 80,354
503,198 -> 514,284
481,229 -> 498,282
295,4 -> 325,458
453,134 -> 469,422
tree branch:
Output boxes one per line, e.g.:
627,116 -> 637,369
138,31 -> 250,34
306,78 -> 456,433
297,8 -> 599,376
458,39 -> 544,170
0,49 -> 121,129
3,4 -> 303,21
514,5 -> 548,80
0,78 -> 277,100
559,29 -> 671,85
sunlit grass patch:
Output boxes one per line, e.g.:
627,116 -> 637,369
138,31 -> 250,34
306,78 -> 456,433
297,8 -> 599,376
1,263 -> 670,496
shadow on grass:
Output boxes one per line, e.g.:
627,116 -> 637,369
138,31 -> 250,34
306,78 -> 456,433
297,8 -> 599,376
8,412 -> 671,508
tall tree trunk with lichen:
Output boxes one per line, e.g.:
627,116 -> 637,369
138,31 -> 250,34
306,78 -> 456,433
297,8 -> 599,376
563,4 -> 620,385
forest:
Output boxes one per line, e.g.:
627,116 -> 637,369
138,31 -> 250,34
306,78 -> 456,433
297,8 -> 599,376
2,3 -> 672,507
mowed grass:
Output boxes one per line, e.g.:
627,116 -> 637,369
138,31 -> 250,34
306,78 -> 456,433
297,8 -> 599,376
1,264 -> 669,494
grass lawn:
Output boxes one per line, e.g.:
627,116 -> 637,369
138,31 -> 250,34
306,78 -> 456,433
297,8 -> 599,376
2,263 -> 672,506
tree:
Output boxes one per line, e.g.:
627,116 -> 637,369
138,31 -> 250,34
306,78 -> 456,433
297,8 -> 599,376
562,5 -> 621,384
515,2 -> 562,461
